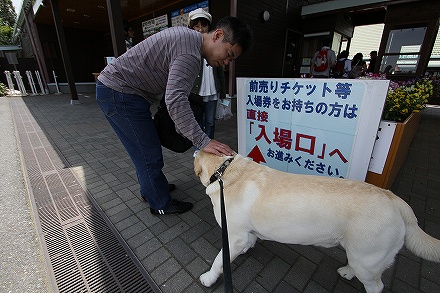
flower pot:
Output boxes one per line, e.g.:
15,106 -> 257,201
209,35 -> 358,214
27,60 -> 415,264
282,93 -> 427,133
365,111 -> 421,189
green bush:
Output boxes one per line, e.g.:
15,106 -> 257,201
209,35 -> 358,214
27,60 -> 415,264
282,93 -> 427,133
0,82 -> 8,97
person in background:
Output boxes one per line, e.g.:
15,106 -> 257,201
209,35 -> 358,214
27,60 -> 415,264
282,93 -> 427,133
310,40 -> 336,78
332,50 -> 351,78
123,20 -> 135,50
367,50 -> 378,73
350,52 -> 367,78
188,8 -> 226,139
96,17 -> 253,215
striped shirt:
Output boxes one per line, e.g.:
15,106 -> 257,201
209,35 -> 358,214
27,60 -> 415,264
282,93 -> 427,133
98,26 -> 210,149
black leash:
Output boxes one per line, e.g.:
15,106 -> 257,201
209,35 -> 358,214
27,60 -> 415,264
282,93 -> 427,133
209,157 -> 234,293
219,178 -> 233,293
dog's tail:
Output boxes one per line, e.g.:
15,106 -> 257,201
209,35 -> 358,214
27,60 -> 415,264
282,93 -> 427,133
394,195 -> 440,262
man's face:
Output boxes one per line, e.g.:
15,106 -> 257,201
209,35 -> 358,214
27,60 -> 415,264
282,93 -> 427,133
204,29 -> 243,67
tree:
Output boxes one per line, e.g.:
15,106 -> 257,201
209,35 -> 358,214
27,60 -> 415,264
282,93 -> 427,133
0,0 -> 17,45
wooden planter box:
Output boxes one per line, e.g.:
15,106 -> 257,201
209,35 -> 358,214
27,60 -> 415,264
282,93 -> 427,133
365,111 -> 421,189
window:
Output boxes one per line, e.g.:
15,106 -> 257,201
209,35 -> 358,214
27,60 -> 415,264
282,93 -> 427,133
380,27 -> 427,74
427,28 -> 440,71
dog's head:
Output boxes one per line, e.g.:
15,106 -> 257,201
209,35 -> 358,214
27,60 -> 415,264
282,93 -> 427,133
194,150 -> 235,187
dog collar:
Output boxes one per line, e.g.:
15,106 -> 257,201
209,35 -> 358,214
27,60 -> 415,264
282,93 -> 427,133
209,157 -> 234,184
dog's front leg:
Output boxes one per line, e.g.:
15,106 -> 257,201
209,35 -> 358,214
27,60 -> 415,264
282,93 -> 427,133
200,248 -> 224,287
200,234 -> 251,287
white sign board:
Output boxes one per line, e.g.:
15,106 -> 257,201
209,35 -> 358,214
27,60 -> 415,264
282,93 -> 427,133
142,14 -> 169,39
237,78 -> 390,181
170,1 -> 209,27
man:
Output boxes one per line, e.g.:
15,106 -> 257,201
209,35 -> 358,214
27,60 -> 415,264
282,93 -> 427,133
96,17 -> 253,215
310,40 -> 336,78
367,50 -> 378,73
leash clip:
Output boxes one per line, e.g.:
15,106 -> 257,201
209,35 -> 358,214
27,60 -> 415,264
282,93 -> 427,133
215,170 -> 222,181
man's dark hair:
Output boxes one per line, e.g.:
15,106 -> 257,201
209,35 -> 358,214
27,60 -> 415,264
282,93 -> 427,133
214,16 -> 253,54
339,50 -> 349,59
322,39 -> 331,47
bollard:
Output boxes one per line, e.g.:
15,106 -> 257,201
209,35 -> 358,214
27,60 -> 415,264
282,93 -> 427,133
13,71 -> 27,96
52,71 -> 61,94
4,71 -> 15,91
26,70 -> 38,95
35,71 -> 47,94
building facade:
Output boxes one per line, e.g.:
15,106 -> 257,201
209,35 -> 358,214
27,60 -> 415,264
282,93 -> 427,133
6,0 -> 440,94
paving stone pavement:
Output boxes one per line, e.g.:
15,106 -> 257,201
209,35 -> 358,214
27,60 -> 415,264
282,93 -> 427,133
3,93 -> 440,293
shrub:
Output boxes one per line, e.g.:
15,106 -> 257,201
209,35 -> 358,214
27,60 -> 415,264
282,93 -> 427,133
382,78 -> 432,122
0,82 -> 8,97
361,73 -> 432,122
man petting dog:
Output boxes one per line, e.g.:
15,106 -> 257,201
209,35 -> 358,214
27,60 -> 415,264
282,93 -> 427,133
96,17 -> 253,215
194,150 -> 440,293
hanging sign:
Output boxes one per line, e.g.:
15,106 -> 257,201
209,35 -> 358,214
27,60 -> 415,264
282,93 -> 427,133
142,14 -> 169,39
237,78 -> 390,180
170,0 -> 209,27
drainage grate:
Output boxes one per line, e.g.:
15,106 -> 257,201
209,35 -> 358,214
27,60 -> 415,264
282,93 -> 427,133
11,99 -> 159,293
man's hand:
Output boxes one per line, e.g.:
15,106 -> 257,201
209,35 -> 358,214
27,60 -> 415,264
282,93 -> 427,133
202,140 -> 235,156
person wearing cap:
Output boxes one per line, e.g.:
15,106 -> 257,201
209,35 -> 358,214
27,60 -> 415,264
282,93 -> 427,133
96,17 -> 253,215
188,8 -> 226,140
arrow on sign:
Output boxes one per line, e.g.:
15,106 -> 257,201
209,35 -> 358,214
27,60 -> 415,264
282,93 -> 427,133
248,145 -> 266,164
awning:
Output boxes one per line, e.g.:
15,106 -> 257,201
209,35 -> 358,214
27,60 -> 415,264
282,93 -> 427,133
0,45 -> 22,51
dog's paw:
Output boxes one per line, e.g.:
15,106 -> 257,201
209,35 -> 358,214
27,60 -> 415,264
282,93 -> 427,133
337,265 -> 355,280
241,245 -> 253,254
200,271 -> 218,287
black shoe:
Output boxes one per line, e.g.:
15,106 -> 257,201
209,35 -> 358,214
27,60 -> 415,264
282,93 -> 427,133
168,183 -> 176,192
150,199 -> 193,215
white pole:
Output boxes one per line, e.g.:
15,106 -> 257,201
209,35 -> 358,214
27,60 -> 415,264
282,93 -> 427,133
13,71 -> 27,96
26,70 -> 38,95
4,71 -> 15,91
35,70 -> 46,94
52,70 -> 61,94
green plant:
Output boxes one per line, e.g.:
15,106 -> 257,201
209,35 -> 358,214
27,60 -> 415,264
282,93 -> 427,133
0,82 -> 8,96
427,77 -> 440,105
382,78 -> 432,122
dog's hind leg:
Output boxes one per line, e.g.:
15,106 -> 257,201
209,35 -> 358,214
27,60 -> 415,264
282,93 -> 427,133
337,265 -> 355,280
337,264 -> 383,292
344,257 -> 386,293
362,279 -> 384,293
200,233 -> 253,287
241,233 -> 257,254
354,270 -> 383,293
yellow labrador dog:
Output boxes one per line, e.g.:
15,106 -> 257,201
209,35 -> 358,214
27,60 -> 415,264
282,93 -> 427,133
194,150 -> 440,293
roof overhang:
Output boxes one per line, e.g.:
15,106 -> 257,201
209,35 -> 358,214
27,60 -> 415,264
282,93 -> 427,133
0,45 -> 22,51
301,0 -> 395,16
